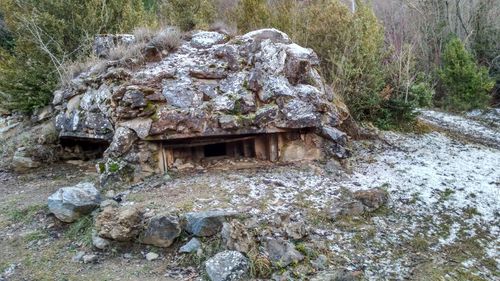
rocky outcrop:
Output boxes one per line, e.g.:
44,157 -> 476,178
47,182 -> 101,222
205,251 -> 249,281
53,28 -> 350,179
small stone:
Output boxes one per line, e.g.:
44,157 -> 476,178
82,254 -> 98,264
105,190 -> 115,198
145,252 -> 159,261
329,201 -> 365,220
99,199 -> 118,209
179,238 -> 202,253
264,237 -> 304,267
183,210 -> 238,237
92,230 -> 111,250
284,220 -> 308,240
205,251 -> 249,281
353,188 -> 389,211
72,251 -> 85,262
123,253 -> 133,259
310,270 -> 357,281
311,255 -> 328,271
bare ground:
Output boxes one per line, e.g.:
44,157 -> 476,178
1,110 -> 499,280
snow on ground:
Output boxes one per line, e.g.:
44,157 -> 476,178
419,109 -> 500,148
345,131 -> 499,222
128,109 -> 499,280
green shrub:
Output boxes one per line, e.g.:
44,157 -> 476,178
158,0 -> 215,31
438,37 -> 494,111
0,0 -> 155,113
231,0 -> 270,32
409,81 -> 434,107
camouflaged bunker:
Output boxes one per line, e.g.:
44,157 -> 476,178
53,29 -> 350,182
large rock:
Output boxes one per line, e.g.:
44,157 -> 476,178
183,210 -> 237,237
48,182 -> 101,223
264,237 -> 304,267
205,251 -> 249,281
141,214 -> 181,247
95,205 -> 143,241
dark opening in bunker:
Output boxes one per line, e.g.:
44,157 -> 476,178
204,143 -> 226,157
59,137 -> 110,160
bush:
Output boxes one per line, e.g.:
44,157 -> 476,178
438,37 -> 494,111
158,0 -> 215,31
0,0 -> 155,113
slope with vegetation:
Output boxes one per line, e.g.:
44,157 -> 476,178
0,0 -> 498,129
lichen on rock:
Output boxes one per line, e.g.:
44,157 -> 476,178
54,28 -> 351,181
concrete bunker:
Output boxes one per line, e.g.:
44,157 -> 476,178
53,29 -> 351,181
157,129 -> 323,172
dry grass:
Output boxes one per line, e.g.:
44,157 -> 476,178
133,26 -> 156,43
150,27 -> 182,52
107,41 -> 147,62
60,55 -> 107,86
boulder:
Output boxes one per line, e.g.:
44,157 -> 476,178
321,126 -> 348,146
104,127 -> 137,158
95,205 -> 143,241
48,182 -> 101,223
183,210 -> 237,237
219,115 -> 239,130
141,214 -> 181,247
205,251 -> 249,281
264,238 -> 304,267
241,28 -> 291,44
119,118 -> 153,139
179,238 -> 202,253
